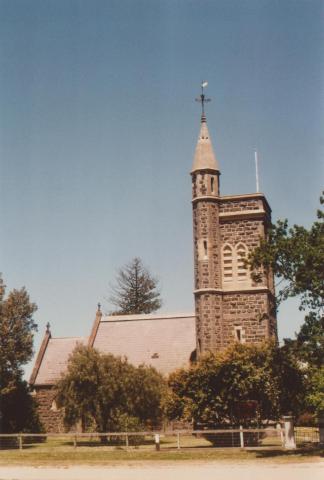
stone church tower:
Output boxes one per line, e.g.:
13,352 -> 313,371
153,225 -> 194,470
191,89 -> 277,356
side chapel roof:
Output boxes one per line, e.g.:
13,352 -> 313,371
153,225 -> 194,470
30,337 -> 87,386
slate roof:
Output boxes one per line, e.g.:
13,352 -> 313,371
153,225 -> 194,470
93,313 -> 196,375
33,337 -> 87,385
31,313 -> 196,385
192,114 -> 219,172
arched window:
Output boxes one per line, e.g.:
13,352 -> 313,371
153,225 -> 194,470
222,244 -> 233,282
198,239 -> 208,261
234,326 -> 245,343
235,243 -> 248,281
222,243 -> 250,287
51,399 -> 59,412
203,240 -> 208,260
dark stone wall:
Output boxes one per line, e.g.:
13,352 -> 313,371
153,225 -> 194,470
192,190 -> 277,356
34,386 -> 64,433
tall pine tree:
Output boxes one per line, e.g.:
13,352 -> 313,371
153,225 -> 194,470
108,257 -> 162,314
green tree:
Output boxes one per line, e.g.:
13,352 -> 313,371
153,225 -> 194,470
248,193 -> 324,314
108,257 -> 162,314
248,195 -> 324,421
56,344 -> 165,432
282,313 -> 324,417
165,343 -> 305,427
129,364 -> 166,427
305,366 -> 324,415
1,379 -> 43,433
284,313 -> 324,369
0,276 -> 39,432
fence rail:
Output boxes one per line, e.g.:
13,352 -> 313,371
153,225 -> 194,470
0,426 -> 320,451
0,427 -> 292,451
295,427 -> 319,446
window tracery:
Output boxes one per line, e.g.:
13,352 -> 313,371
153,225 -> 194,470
222,242 -> 250,287
222,244 -> 233,282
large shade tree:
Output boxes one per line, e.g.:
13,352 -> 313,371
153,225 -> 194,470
165,343 -> 305,427
248,193 -> 324,315
247,193 -> 324,417
0,276 -> 41,432
56,344 -> 166,432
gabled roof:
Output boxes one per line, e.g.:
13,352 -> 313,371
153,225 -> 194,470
31,337 -> 87,386
30,312 -> 196,386
93,313 -> 196,375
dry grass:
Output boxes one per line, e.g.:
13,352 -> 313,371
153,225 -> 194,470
0,435 -> 322,466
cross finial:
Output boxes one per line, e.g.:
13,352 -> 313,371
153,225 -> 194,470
195,81 -> 211,117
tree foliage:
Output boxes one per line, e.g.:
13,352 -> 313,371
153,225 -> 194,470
0,276 -> 39,432
284,312 -> 324,369
282,312 -> 324,417
165,343 -> 305,427
1,379 -> 43,433
247,195 -> 324,420
56,344 -> 166,432
108,257 -> 162,314
248,193 -> 324,314
305,366 -> 324,415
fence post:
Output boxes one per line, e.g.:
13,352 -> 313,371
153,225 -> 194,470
18,434 -> 23,451
282,416 -> 296,449
276,422 -> 284,446
280,427 -> 284,447
73,434 -> 77,448
125,433 -> 129,450
154,433 -> 160,451
239,426 -> 244,448
177,432 -> 180,450
318,411 -> 324,446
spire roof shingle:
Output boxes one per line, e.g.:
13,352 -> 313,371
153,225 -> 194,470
191,115 -> 219,172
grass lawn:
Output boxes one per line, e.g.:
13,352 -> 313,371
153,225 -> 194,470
0,443 -> 322,466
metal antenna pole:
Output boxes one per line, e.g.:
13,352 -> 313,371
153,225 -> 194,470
254,149 -> 260,193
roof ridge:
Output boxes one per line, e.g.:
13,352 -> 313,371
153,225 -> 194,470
50,336 -> 87,340
101,313 -> 195,322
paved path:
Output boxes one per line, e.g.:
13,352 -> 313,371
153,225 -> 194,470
0,462 -> 323,480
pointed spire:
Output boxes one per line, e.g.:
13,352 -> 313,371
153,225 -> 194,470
191,114 -> 219,172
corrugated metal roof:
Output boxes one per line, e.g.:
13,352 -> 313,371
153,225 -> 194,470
34,337 -> 87,385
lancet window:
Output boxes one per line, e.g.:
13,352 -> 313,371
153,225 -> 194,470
236,243 -> 248,281
222,242 -> 250,287
222,245 -> 233,282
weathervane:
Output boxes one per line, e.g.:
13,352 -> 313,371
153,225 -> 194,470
195,81 -> 211,116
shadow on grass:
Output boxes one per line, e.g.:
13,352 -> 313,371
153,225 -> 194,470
251,447 -> 324,458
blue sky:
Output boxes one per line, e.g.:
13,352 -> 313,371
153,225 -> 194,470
0,0 -> 323,378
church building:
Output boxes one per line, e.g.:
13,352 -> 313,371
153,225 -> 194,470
30,88 -> 277,432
